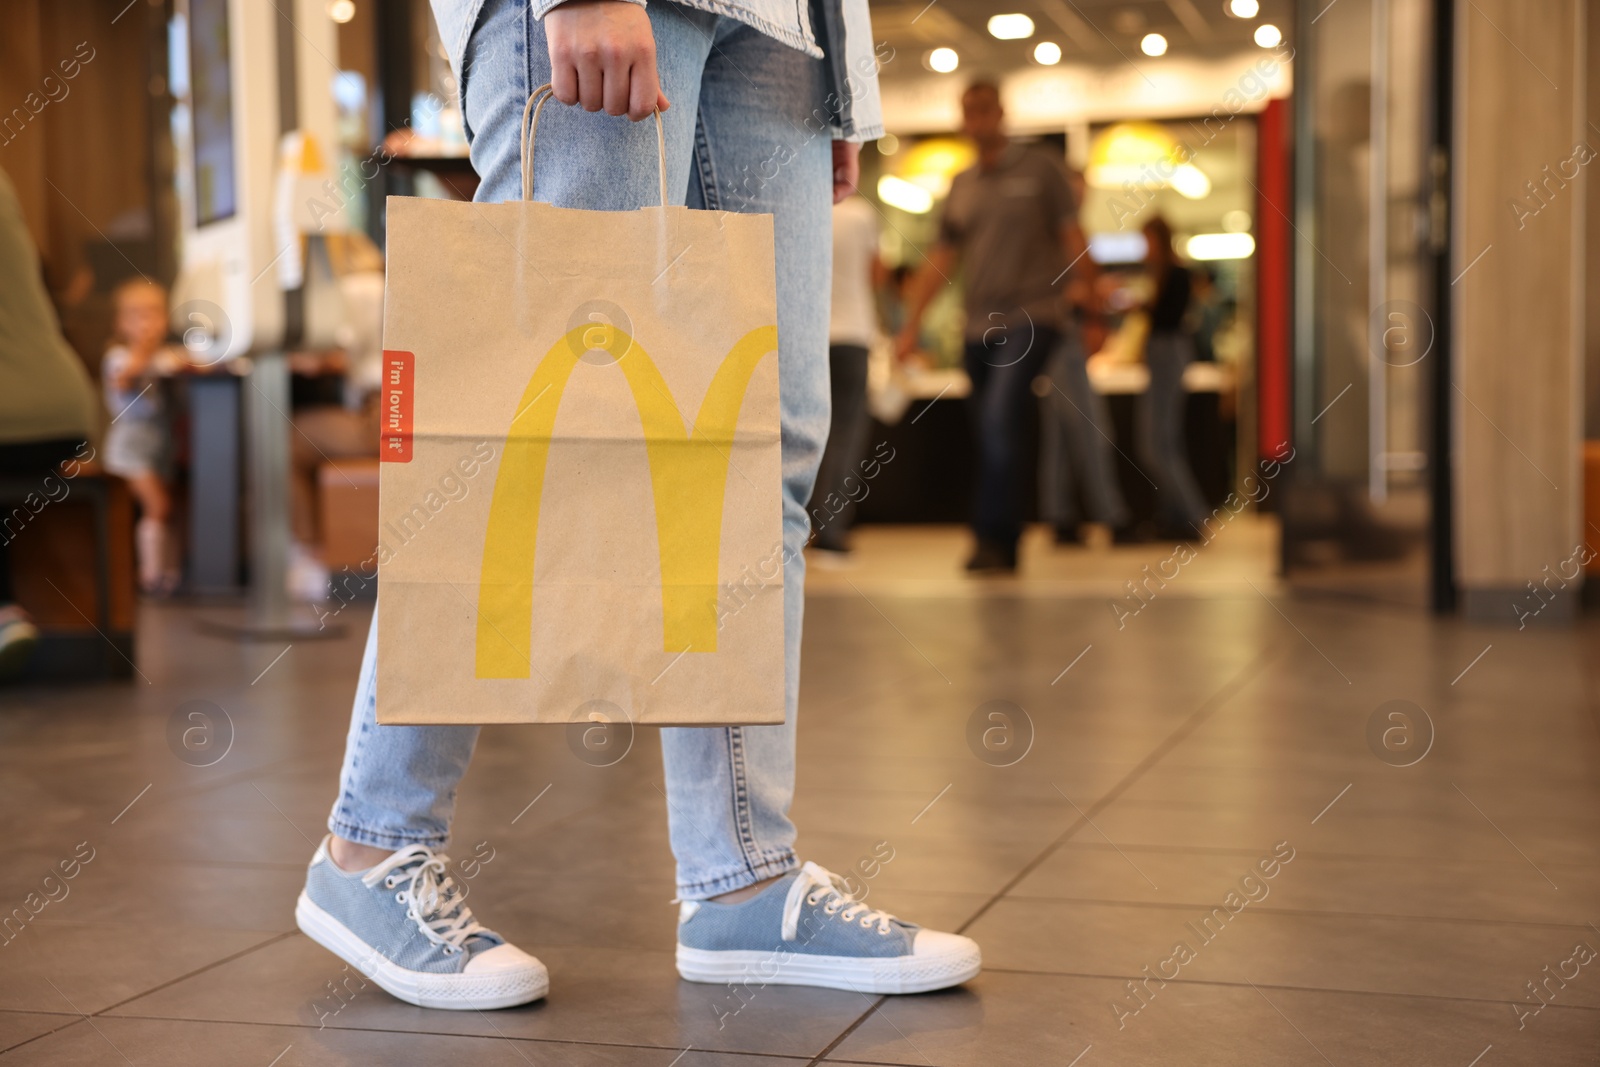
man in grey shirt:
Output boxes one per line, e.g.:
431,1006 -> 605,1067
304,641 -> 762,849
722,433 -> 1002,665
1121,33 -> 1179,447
895,80 -> 1110,571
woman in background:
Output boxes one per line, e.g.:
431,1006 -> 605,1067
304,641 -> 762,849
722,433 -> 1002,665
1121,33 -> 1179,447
1140,216 -> 1210,539
807,191 -> 882,560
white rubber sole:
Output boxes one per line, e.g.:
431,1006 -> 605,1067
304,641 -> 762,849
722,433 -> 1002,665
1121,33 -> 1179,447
675,943 -> 981,995
295,891 -> 547,1010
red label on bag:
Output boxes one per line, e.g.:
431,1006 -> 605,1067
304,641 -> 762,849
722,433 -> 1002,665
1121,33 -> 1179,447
380,350 -> 414,462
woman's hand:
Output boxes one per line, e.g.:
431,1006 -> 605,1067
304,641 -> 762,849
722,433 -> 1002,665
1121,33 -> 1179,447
832,140 -> 860,203
545,1 -> 669,121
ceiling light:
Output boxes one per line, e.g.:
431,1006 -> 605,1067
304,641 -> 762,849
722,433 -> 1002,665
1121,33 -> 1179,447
878,175 -> 934,214
1140,33 -> 1168,57
1228,0 -> 1259,17
1186,233 -> 1256,260
1254,23 -> 1282,47
987,13 -> 1035,40
926,47 -> 960,73
1222,209 -> 1252,232
1033,41 -> 1062,65
1169,163 -> 1211,199
327,0 -> 355,23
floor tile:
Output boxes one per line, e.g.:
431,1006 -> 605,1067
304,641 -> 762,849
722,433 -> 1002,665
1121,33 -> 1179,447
0,922 -> 285,1015
1011,841 -> 1600,926
0,1016 -> 810,1066
0,1015 -> 74,1057
965,895 -> 1600,1005
107,935 -> 868,1058
825,970 -> 1600,1067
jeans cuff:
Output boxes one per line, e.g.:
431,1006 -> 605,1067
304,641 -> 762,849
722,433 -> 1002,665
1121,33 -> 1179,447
328,814 -> 448,852
676,849 -> 798,901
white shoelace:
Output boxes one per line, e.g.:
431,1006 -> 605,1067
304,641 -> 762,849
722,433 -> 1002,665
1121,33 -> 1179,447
780,861 -> 898,941
361,845 -> 486,955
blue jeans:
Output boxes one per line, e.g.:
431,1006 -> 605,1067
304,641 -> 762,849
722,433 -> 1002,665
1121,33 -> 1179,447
963,320 -> 1056,549
1141,331 -> 1209,529
1038,326 -> 1130,530
328,0 -> 833,900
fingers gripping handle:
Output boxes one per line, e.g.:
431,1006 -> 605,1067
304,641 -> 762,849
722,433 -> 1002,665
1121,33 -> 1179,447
519,83 -> 669,207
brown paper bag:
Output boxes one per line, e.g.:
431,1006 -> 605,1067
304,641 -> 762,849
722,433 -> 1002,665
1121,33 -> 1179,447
375,88 -> 784,726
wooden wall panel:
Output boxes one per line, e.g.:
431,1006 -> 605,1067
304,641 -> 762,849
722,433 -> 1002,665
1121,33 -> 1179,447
1588,0 -> 1600,439
1453,0 -> 1587,618
0,0 -> 50,247
0,0 -> 157,370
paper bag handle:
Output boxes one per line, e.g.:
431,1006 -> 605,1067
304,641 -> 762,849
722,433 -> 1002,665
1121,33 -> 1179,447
519,83 -> 669,208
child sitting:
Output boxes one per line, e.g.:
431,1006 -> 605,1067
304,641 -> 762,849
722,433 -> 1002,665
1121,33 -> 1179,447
103,278 -> 186,594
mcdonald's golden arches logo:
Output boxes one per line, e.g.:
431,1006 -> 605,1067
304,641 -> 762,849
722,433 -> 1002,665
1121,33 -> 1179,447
474,320 -> 778,679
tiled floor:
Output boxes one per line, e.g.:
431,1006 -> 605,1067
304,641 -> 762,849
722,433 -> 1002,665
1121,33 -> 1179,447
2,520 -> 1598,1065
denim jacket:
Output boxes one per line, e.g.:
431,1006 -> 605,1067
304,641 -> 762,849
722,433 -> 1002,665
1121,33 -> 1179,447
431,0 -> 884,141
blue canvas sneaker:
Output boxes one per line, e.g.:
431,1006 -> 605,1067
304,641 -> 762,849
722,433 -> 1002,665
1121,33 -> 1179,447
676,861 -> 981,994
296,836 -> 547,1009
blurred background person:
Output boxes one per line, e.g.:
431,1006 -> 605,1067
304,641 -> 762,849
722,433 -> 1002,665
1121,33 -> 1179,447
1039,162 -> 1134,548
1039,318 -> 1136,547
1139,215 -> 1209,539
0,165 -> 96,674
807,192 -> 883,562
1189,265 -> 1225,365
102,278 -> 186,594
895,79 -> 1087,574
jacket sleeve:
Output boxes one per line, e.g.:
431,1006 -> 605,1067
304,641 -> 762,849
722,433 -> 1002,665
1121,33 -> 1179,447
529,0 -> 645,17
816,0 -> 885,141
